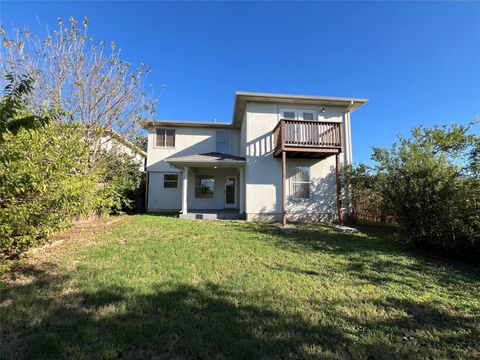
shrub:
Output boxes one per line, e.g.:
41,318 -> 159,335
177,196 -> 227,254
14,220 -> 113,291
98,151 -> 145,213
0,73 -> 145,261
0,122 -> 104,258
345,121 -> 480,261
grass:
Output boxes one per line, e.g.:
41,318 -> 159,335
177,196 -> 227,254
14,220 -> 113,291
1,214 -> 479,359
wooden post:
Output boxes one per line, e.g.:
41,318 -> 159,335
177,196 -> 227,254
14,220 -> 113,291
282,150 -> 287,226
335,154 -> 343,225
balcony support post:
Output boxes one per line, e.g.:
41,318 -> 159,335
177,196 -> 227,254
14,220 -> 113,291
282,150 -> 287,226
335,154 -> 343,225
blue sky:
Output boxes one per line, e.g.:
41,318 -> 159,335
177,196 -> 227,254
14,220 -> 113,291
1,1 -> 479,164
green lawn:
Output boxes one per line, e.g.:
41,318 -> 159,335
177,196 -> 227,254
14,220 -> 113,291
1,215 -> 479,359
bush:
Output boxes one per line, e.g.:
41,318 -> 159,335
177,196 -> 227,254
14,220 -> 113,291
0,122 -> 104,258
98,151 -> 145,213
0,74 -> 145,261
345,121 -> 480,262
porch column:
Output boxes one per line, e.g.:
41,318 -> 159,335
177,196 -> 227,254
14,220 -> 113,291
239,167 -> 245,214
182,167 -> 189,214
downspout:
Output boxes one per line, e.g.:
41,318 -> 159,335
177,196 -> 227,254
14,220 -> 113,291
344,100 -> 354,165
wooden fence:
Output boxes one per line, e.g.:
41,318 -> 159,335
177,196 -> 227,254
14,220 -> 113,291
351,199 -> 397,225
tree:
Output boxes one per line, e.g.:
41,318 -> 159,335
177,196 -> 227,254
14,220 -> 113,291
345,120 -> 479,261
0,17 -> 156,155
0,73 -> 50,136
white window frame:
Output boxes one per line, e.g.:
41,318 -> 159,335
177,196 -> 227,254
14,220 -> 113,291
216,130 -> 231,154
163,173 -> 179,190
279,107 -> 318,121
280,108 -> 318,143
289,166 -> 310,200
155,127 -> 176,148
194,175 -> 215,200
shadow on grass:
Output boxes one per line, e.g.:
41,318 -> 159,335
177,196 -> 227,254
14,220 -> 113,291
227,221 -> 480,303
2,264 -> 479,359
2,269 -> 350,359
2,218 -> 479,359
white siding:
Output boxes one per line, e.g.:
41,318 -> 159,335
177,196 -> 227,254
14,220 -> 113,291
146,126 -> 240,172
245,103 -> 282,216
244,102 -> 351,222
99,136 -> 146,171
145,100 -> 354,221
148,172 -> 182,210
147,168 -> 241,211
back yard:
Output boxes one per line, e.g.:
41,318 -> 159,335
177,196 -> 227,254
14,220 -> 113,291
1,215 -> 479,359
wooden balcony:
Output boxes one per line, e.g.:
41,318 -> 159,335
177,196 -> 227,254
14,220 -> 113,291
273,119 -> 343,158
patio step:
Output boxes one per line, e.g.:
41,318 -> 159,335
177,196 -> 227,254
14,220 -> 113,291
179,211 -> 245,220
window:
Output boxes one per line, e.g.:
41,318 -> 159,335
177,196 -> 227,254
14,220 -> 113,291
290,166 -> 310,199
281,109 -> 317,121
302,112 -> 314,120
281,109 -> 318,143
195,175 -> 215,199
216,130 -> 231,154
156,128 -> 175,147
163,174 -> 178,189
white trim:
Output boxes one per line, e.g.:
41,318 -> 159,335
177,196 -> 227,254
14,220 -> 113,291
288,166 -> 311,200
347,112 -> 353,164
154,127 -> 177,149
194,174 -> 216,201
279,107 -> 319,143
279,106 -> 319,121
162,173 -> 180,190
181,167 -> 189,214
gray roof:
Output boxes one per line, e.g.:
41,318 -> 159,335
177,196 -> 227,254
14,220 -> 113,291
232,91 -> 368,126
140,120 -> 235,129
141,91 -> 368,130
166,152 -> 246,164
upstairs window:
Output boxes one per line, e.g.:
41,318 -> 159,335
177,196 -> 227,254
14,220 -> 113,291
302,112 -> 314,120
290,166 -> 310,199
281,109 -> 317,121
156,128 -> 175,147
216,130 -> 231,154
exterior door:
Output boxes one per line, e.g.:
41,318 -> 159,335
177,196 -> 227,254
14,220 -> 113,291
280,108 -> 318,143
224,176 -> 237,208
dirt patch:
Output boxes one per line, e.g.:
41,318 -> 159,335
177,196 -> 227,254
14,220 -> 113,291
1,215 -> 127,286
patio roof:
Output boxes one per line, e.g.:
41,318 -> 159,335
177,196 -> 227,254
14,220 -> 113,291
165,152 -> 246,168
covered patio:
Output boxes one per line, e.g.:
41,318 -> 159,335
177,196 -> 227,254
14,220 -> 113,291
165,152 -> 246,217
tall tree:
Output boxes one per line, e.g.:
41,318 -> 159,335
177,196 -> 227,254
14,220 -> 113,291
0,17 -> 156,153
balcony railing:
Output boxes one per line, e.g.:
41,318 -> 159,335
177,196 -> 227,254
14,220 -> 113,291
273,119 -> 343,156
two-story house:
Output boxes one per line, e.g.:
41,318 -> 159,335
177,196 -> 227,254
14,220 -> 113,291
142,92 -> 367,225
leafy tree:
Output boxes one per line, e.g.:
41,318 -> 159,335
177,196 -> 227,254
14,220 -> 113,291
132,133 -> 148,152
0,73 -> 50,136
0,72 -> 145,260
0,17 -> 156,154
345,120 -> 479,261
